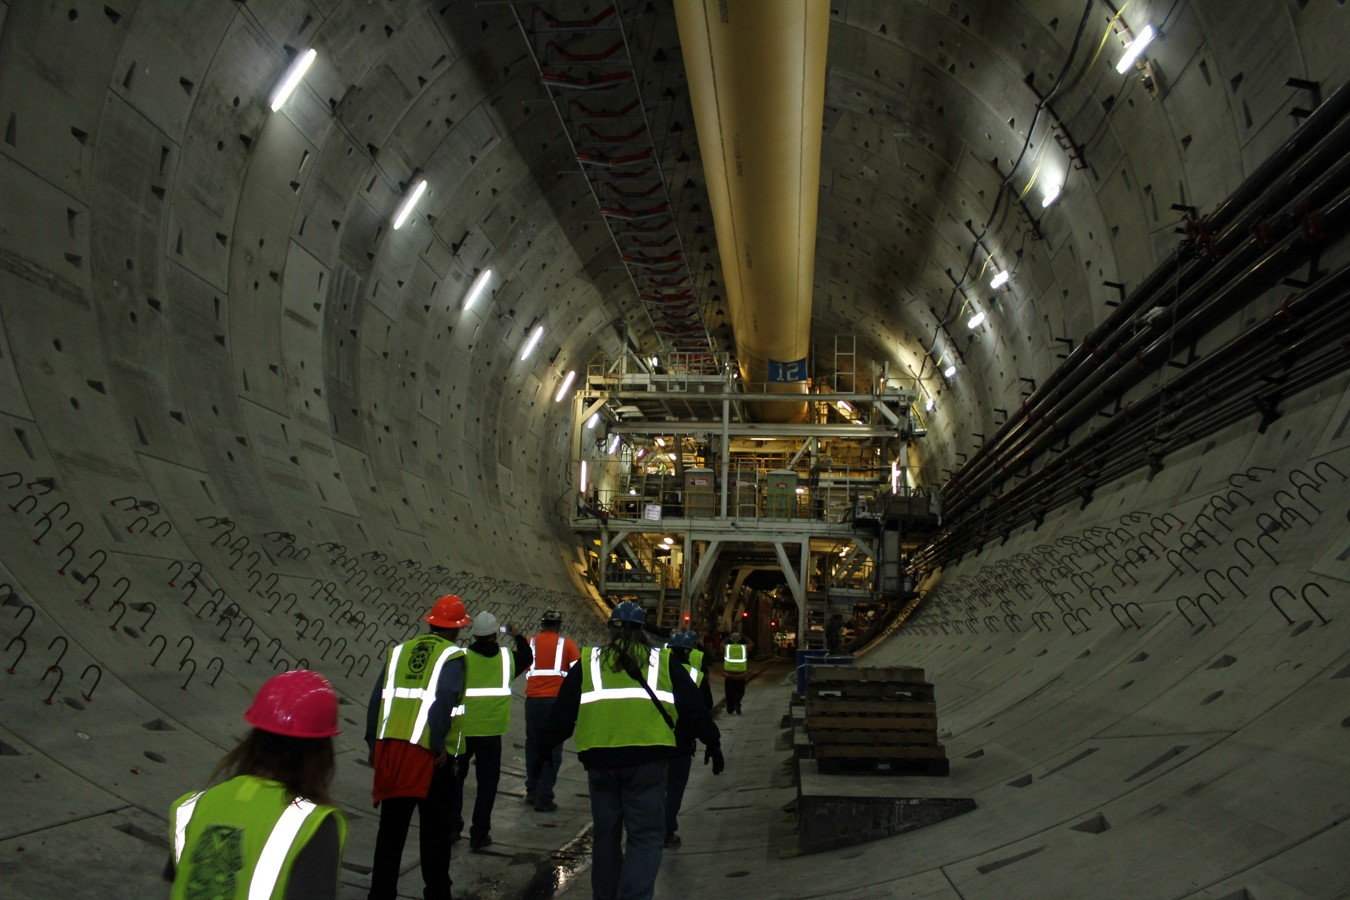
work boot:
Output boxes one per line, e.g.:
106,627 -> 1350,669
535,801 -> 559,813
525,792 -> 536,805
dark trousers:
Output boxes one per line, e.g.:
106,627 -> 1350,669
588,760 -> 667,900
525,696 -> 563,804
664,753 -> 693,838
724,678 -> 746,713
451,735 -> 502,841
368,759 -> 459,900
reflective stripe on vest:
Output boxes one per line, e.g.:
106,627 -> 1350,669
724,644 -> 747,673
376,638 -> 465,748
464,650 -> 513,698
528,634 -> 567,677
580,646 -> 674,705
173,790 -> 205,862
248,800 -> 320,900
687,648 -> 705,686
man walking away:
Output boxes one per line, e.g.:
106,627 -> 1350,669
663,629 -> 713,847
524,607 -> 580,812
723,632 -> 751,715
365,594 -> 470,900
535,602 -> 724,900
452,611 -> 532,850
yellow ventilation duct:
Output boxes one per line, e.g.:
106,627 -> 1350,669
674,0 -> 829,422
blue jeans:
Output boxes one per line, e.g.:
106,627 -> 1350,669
452,735 -> 502,841
664,754 -> 692,838
525,696 -> 564,804
588,760 -> 667,900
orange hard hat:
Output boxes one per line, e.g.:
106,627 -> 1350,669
425,594 -> 471,629
243,670 -> 340,738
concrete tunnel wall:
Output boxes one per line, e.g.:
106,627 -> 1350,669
0,1 -> 1347,897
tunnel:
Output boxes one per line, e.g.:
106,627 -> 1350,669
1,1 -> 1348,898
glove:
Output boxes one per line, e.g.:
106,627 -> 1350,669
704,745 -> 725,775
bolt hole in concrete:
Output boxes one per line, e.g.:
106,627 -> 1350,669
1290,621 -> 1313,636
1202,691 -> 1224,705
63,697 -> 86,710
144,751 -> 167,763
1342,717 -> 1350,729
726,871 -> 750,878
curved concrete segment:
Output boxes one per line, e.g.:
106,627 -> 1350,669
0,2 -> 1347,898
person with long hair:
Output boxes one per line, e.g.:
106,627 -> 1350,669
535,601 -> 724,900
168,669 -> 346,899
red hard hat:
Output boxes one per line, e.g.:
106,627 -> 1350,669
243,670 -> 340,739
425,594 -> 471,629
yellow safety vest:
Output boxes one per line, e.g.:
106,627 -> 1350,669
575,645 -> 677,751
461,648 -> 515,737
724,643 -> 747,674
171,775 -> 347,900
376,634 -> 466,755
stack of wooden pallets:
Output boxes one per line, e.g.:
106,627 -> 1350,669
803,665 -> 948,775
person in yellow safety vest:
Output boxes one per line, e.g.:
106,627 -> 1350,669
168,669 -> 346,899
450,611 -> 533,851
364,594 -> 471,900
524,607 -> 581,812
722,631 -> 752,714
662,629 -> 713,848
534,601 -> 724,900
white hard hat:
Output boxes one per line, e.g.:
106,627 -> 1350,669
470,611 -> 500,637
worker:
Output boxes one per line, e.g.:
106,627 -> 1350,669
451,610 -> 533,851
168,669 -> 346,899
523,606 -> 580,812
723,631 -> 751,714
535,601 -> 724,900
663,629 -> 713,847
365,594 -> 471,900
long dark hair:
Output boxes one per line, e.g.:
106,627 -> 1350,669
209,728 -> 336,805
599,622 -> 651,681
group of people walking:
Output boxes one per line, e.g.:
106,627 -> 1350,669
167,595 -> 752,899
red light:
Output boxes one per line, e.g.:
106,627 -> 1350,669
770,620 -> 776,627
742,611 -> 749,618
683,614 -> 690,621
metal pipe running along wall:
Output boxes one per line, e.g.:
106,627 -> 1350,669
674,0 -> 830,421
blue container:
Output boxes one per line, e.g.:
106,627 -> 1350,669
795,651 -> 854,694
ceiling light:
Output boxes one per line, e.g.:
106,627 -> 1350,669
554,370 -> 576,402
655,437 -> 666,447
944,364 -> 958,378
520,324 -> 544,360
648,356 -> 659,367
629,488 -> 638,496
1115,24 -> 1155,74
270,49 -> 317,112
586,413 -> 600,429
463,268 -> 492,310
579,460 -> 588,494
967,310 -> 987,329
392,179 -> 428,230
836,400 -> 853,414
795,487 -> 806,495
667,453 -> 677,461
990,269 -> 1009,290
1041,182 -> 1062,208
925,397 -> 936,411
607,433 -> 621,455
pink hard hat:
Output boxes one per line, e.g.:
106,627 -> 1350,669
243,670 -> 341,739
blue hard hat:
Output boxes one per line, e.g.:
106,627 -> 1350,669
667,630 -> 698,649
610,600 -> 645,625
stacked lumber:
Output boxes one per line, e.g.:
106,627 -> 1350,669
804,666 -> 948,775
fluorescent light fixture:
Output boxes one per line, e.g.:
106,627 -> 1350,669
667,453 -> 677,461
392,179 -> 428,230
655,437 -> 666,448
891,460 -> 900,493
795,487 -> 806,495
925,397 -> 936,411
520,324 -> 544,360
579,460 -> 588,494
270,49 -> 317,112
554,370 -> 576,402
967,310 -> 987,329
1115,24 -> 1155,73
944,364 -> 958,378
607,433 -> 621,455
648,356 -> 659,367
586,413 -> 600,430
836,400 -> 853,414
990,269 -> 1010,289
628,488 -> 638,496
1041,182 -> 1062,208
463,268 -> 492,310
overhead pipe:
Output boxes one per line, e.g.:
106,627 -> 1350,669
674,0 -> 830,421
951,84 -> 1350,493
